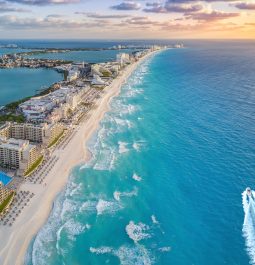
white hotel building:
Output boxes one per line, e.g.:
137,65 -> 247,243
0,138 -> 41,176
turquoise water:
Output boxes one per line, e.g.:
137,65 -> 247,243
26,49 -> 134,63
0,172 -> 12,186
0,68 -> 63,106
25,42 -> 255,265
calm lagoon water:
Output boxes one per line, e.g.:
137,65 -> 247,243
0,68 -> 63,106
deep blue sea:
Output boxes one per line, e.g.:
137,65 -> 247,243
19,40 -> 255,265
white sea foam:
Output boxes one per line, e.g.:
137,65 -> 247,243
125,221 -> 151,243
69,182 -> 83,197
90,244 -> 153,265
79,200 -> 97,213
242,189 -> 255,264
151,215 -> 159,225
114,187 -> 138,201
56,225 -> 64,255
132,173 -> 142,182
31,198 -> 64,265
114,191 -> 121,201
93,148 -> 117,171
62,219 -> 86,241
90,246 -> 113,254
158,246 -> 171,252
60,198 -> 78,220
116,245 -> 153,265
133,140 -> 146,152
119,104 -> 138,115
85,223 -> 91,230
96,199 -> 122,215
118,141 -> 129,154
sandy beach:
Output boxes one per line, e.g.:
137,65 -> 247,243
0,50 -> 158,265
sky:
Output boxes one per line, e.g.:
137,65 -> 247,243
0,0 -> 255,39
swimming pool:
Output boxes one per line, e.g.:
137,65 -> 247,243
0,172 -> 12,186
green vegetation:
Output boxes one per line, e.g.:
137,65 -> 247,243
94,86 -> 105,91
0,82 -> 63,123
67,108 -> 73,118
5,97 -> 30,111
24,156 -> 44,177
0,192 -> 15,215
0,114 -> 25,123
101,71 -> 112,77
47,131 -> 64,148
80,102 -> 92,107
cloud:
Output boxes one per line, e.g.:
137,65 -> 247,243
144,1 -> 203,13
46,14 -> 65,18
143,2 -> 167,13
165,3 -> 203,12
233,2 -> 255,10
165,0 -> 240,2
0,1 -> 30,12
75,12 -> 130,18
5,0 -> 79,5
111,1 -> 141,10
0,14 -> 109,29
187,10 -> 240,21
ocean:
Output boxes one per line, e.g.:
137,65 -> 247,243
16,40 -> 255,264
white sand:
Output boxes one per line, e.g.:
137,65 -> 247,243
0,50 -> 158,265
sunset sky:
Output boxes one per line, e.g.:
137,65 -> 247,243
0,0 -> 255,39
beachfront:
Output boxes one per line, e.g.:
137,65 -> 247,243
0,49 -> 161,265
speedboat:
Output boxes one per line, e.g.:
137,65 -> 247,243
246,187 -> 254,203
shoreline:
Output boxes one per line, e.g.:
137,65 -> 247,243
0,49 -> 162,265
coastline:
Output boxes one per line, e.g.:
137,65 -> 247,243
0,49 -> 162,265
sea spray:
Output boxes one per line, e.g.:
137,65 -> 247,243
242,190 -> 255,264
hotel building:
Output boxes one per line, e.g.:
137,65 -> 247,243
0,138 -> 42,176
0,122 -> 65,147
0,182 -> 12,207
0,123 -> 11,139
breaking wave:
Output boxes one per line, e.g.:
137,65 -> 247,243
113,187 -> 138,201
132,173 -> 142,182
125,221 -> 151,243
96,199 -> 123,215
90,244 -> 154,265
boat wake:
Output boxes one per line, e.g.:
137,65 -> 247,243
242,188 -> 255,264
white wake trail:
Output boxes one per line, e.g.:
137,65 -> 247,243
242,190 -> 255,264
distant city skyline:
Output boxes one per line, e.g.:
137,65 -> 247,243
0,0 -> 255,39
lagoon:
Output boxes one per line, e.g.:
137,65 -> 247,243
0,68 -> 63,106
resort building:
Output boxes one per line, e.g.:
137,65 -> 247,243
19,96 -> 56,122
91,74 -> 105,86
67,70 -> 79,82
0,123 -> 11,139
0,182 -> 12,208
43,123 -> 65,147
0,138 -> 42,176
2,122 -> 65,147
116,53 -> 130,66
19,85 -> 89,122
